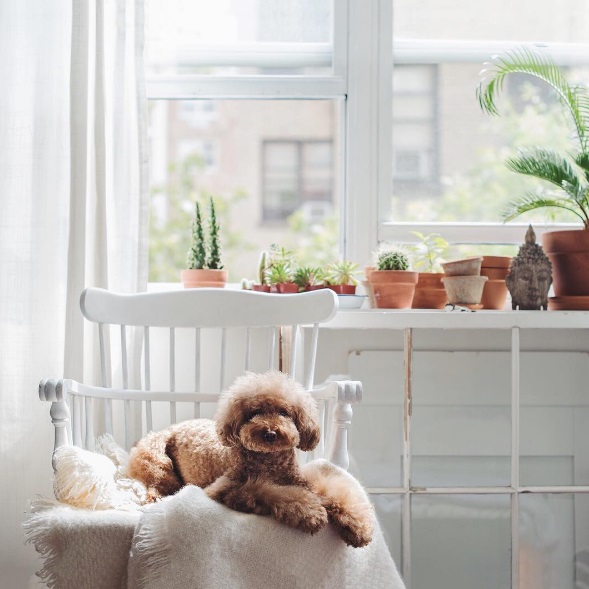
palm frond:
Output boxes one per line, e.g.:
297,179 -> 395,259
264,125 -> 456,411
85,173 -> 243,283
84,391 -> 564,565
502,191 -> 588,224
506,148 -> 582,193
576,152 -> 589,183
477,46 -> 589,152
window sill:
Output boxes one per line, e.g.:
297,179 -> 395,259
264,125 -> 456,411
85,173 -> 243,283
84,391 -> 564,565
326,308 -> 589,330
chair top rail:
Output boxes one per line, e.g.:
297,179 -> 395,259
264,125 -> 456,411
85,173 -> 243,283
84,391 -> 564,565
80,287 -> 339,328
55,381 -> 222,403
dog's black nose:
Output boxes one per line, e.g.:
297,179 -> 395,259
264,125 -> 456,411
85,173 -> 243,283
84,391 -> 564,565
263,430 -> 277,443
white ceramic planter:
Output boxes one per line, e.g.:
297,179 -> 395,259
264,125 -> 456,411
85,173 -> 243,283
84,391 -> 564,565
442,275 -> 488,304
441,257 -> 483,277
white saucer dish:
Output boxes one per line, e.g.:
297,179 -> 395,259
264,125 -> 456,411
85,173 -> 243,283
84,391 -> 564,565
337,295 -> 368,309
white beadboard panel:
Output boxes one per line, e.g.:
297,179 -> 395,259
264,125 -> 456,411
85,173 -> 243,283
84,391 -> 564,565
347,404 -> 404,488
348,350 -> 589,407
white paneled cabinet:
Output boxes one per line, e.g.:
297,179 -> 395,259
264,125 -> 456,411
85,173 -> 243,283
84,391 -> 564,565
317,310 -> 589,589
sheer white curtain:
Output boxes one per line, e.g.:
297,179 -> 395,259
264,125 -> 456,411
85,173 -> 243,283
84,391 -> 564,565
0,1 -> 148,585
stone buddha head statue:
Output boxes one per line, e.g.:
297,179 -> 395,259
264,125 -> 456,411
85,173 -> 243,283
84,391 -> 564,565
506,225 -> 552,310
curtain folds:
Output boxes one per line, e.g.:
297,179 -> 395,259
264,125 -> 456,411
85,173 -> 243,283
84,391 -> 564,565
0,0 -> 148,584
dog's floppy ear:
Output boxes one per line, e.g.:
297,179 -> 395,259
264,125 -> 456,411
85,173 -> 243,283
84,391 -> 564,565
294,393 -> 321,451
215,395 -> 242,447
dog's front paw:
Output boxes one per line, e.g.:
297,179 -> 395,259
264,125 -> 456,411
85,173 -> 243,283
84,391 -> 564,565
273,499 -> 328,534
330,510 -> 375,548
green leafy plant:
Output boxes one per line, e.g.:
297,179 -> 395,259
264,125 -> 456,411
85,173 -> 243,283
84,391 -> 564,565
477,46 -> 589,228
268,243 -> 295,266
325,260 -> 359,285
293,266 -> 325,289
409,231 -> 450,273
377,250 -> 410,271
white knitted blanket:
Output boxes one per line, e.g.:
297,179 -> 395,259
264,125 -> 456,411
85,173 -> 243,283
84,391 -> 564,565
25,441 -> 405,589
127,485 -> 406,589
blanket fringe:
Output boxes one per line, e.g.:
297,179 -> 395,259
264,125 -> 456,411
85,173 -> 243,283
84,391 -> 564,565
23,508 -> 64,589
132,500 -> 173,588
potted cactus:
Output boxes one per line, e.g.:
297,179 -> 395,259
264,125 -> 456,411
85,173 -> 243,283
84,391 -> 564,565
251,250 -> 271,292
368,246 -> 418,308
180,197 -> 228,288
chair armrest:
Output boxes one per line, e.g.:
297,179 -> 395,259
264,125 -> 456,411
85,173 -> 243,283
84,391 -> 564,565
311,379 -> 363,471
39,378 -> 77,453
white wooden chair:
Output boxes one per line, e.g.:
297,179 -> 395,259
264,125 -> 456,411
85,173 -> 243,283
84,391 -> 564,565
30,287 -> 407,589
40,286 -> 361,470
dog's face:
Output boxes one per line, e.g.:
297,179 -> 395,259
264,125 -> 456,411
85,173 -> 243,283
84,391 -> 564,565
215,371 -> 320,453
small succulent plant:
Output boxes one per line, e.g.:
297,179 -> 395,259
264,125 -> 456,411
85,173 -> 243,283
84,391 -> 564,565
325,260 -> 359,285
268,260 -> 295,285
293,266 -> 324,289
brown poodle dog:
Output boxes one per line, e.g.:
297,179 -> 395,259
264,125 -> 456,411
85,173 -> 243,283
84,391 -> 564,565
128,371 -> 374,547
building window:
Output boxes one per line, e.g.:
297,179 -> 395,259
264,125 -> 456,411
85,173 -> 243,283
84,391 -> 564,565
262,140 -> 333,221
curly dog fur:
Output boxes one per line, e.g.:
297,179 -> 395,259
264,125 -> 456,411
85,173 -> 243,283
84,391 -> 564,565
128,371 -> 374,547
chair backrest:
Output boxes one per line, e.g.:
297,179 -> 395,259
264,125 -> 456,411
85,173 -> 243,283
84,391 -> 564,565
70,287 -> 339,451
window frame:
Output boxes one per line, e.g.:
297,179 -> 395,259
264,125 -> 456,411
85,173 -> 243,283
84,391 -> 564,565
145,2 -> 589,264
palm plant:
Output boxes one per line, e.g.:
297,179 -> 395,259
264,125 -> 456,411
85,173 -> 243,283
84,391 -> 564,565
477,46 -> 589,228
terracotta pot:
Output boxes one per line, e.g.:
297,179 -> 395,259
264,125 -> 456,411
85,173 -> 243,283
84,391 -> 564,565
327,284 -> 357,295
362,280 -> 376,308
481,256 -> 512,269
181,269 -> 228,288
548,295 -> 589,311
372,283 -> 417,309
412,273 -> 447,309
251,284 -> 271,293
273,282 -> 299,294
368,270 -> 418,309
480,279 -> 509,310
306,285 -> 326,291
480,258 -> 511,309
481,267 -> 510,280
442,275 -> 488,304
369,270 -> 419,285
441,257 -> 483,277
541,229 -> 589,296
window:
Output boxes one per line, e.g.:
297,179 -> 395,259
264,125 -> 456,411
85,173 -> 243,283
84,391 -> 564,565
262,140 -> 334,221
146,0 -> 589,273
384,0 -> 589,248
145,0 -> 343,283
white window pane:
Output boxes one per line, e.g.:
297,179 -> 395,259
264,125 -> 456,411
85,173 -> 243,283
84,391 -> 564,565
145,0 -> 333,75
412,495 -> 511,589
389,63 -> 588,227
519,494 -> 589,589
148,99 -> 341,282
394,0 -> 589,43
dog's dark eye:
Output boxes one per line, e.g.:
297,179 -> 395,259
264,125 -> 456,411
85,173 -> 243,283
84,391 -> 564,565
279,409 -> 289,417
248,409 -> 262,420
